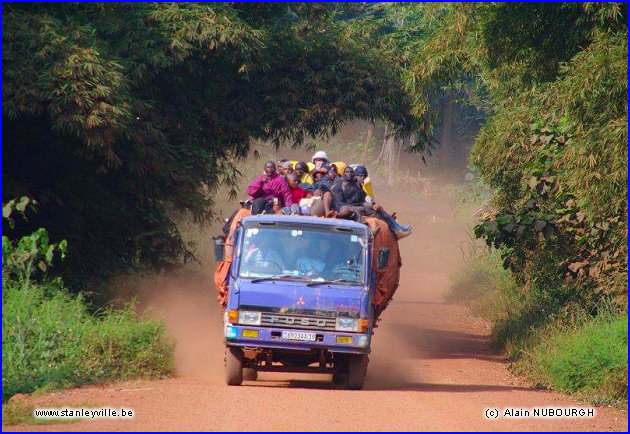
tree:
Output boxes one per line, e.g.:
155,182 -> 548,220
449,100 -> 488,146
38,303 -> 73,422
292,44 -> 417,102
2,3 -> 428,285
406,2 -> 628,303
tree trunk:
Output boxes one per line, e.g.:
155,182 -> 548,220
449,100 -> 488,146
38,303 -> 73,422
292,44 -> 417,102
378,124 -> 401,187
363,122 -> 374,161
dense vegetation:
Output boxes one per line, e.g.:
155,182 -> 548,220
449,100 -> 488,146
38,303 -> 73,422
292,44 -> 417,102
2,3 -> 427,285
2,199 -> 173,401
405,2 -> 628,304
420,2 -> 628,403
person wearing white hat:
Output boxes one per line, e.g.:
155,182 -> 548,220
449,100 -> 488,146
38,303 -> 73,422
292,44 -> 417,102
311,151 -> 330,172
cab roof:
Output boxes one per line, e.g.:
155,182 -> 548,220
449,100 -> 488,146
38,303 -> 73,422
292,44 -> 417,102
242,214 -> 367,231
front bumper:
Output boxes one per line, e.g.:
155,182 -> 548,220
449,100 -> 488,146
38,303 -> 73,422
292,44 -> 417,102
224,324 -> 371,354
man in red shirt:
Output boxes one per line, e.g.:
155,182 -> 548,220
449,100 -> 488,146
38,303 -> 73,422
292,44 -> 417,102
246,161 -> 293,214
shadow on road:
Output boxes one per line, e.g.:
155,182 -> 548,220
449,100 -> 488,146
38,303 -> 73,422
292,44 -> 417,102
382,382 -> 534,393
243,378 -> 533,393
245,378 -> 343,390
381,323 -> 502,362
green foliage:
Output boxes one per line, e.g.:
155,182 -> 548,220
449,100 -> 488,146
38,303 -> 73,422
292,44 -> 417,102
480,3 -> 591,84
2,200 -> 173,401
341,2 -> 484,148
2,3 -> 427,285
423,2 -> 627,402
473,125 -> 579,273
2,279 -> 174,401
2,401 -> 37,426
390,1 -> 629,402
528,312 -> 627,405
404,2 -> 627,305
2,196 -> 37,228
449,250 -> 627,405
471,31 -> 627,301
2,400 -> 78,426
81,307 -> 173,380
447,237 -> 574,358
2,197 -> 67,281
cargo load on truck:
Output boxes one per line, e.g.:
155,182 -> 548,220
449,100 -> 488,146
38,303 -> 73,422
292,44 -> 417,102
213,210 -> 402,321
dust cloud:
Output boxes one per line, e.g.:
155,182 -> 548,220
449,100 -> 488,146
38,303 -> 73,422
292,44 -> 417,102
131,271 -> 225,384
124,138 -> 477,389
363,187 -> 474,390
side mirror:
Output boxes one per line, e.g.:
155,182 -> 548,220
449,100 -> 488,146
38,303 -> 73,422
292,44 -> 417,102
212,236 -> 225,262
377,247 -> 389,270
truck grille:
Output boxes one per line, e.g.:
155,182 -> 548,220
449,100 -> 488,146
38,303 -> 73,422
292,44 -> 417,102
260,312 -> 336,331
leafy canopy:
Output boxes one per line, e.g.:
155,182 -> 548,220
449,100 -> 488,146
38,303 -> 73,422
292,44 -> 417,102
2,2 -> 426,283
407,2 -> 628,303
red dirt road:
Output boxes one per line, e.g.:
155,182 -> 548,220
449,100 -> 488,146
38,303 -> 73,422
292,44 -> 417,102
3,198 -> 627,431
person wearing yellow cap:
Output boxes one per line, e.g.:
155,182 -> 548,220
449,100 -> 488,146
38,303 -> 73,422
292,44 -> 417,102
332,161 -> 346,175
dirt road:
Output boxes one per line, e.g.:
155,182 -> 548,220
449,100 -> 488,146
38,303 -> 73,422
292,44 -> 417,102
3,195 -> 627,431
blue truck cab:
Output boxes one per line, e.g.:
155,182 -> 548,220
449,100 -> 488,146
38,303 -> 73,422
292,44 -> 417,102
220,214 -> 381,389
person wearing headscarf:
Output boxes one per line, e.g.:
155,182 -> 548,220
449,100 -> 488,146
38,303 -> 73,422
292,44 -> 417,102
278,160 -> 294,176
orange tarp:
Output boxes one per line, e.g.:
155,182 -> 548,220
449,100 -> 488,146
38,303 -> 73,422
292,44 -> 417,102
364,217 -> 402,319
214,208 -> 251,308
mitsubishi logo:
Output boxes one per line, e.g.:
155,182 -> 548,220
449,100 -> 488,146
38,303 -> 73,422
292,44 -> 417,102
266,314 -> 329,328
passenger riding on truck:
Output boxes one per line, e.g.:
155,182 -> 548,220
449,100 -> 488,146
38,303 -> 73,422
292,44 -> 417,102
213,151 -> 407,389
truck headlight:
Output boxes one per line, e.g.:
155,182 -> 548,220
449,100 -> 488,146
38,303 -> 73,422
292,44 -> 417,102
335,317 -> 358,332
238,310 -> 262,326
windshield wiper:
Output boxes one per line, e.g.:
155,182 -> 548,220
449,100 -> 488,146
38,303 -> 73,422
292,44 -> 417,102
306,279 -> 361,287
250,274 -> 309,283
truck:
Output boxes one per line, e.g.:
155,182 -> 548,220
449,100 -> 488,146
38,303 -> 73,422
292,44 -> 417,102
213,211 -> 401,390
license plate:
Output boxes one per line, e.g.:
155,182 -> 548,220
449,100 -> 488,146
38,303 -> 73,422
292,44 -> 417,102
281,331 -> 316,341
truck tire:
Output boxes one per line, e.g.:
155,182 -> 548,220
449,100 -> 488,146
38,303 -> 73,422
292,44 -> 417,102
332,372 -> 347,385
243,367 -> 258,381
225,346 -> 243,386
332,354 -> 348,385
346,354 -> 367,390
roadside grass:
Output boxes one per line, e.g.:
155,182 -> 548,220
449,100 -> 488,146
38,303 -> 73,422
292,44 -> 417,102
2,273 -> 175,402
2,399 -> 81,426
447,249 -> 628,407
519,310 -> 628,407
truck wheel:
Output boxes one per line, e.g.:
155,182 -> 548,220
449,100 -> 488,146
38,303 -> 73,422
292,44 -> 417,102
346,354 -> 367,390
225,346 -> 243,386
243,367 -> 258,381
332,372 -> 347,385
332,354 -> 348,385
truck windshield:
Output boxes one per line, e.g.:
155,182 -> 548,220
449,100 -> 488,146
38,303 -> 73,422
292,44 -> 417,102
238,225 -> 367,285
